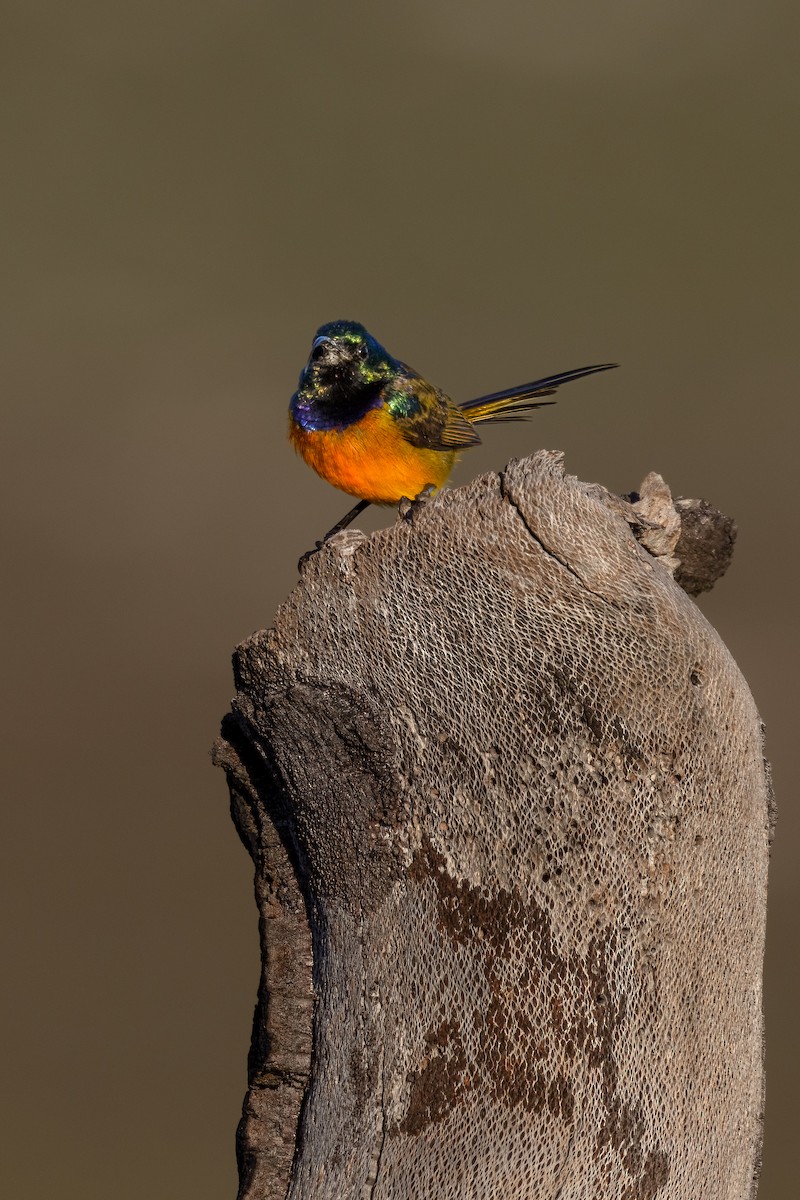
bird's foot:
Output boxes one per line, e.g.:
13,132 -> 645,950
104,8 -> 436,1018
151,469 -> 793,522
298,540 -> 326,570
297,498 -> 372,571
399,484 -> 436,522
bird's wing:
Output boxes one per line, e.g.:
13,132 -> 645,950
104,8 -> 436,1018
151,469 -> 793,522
386,373 -> 481,451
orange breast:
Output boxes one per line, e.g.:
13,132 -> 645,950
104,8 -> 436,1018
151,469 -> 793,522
289,405 -> 457,504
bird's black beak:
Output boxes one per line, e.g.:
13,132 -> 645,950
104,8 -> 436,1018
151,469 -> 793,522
309,335 -> 349,369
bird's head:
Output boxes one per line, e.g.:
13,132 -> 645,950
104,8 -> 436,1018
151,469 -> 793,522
303,320 -> 394,389
290,321 -> 398,430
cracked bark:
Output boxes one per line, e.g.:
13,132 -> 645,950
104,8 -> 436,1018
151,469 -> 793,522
214,451 -> 771,1200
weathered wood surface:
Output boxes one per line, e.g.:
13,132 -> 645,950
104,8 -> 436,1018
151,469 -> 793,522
214,451 -> 771,1200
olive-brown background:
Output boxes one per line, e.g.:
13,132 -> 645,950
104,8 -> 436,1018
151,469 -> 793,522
2,3 -> 797,1196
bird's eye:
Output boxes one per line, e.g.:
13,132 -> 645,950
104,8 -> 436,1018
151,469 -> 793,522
354,341 -> 368,360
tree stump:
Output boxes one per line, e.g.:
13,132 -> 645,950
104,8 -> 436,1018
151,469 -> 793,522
214,451 -> 772,1200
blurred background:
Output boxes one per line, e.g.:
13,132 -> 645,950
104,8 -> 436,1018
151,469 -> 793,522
2,2 -> 797,1196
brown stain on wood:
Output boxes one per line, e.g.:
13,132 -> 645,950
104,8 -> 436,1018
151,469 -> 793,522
402,834 -> 670,1195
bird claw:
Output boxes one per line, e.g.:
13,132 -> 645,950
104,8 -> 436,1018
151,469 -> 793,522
298,540 -> 325,570
399,485 -> 436,522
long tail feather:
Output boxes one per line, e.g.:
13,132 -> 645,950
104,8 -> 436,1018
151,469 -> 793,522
460,362 -> 618,424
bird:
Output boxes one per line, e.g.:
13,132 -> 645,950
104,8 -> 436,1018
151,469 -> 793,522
289,320 -> 617,557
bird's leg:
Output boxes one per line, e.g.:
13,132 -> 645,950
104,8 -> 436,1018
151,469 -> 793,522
298,498 -> 371,569
321,497 -> 372,540
398,484 -> 436,522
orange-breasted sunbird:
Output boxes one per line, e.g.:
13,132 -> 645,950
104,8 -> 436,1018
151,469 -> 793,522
289,320 -> 616,551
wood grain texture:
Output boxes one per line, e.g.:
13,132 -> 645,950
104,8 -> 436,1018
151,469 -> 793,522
214,451 -> 771,1200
